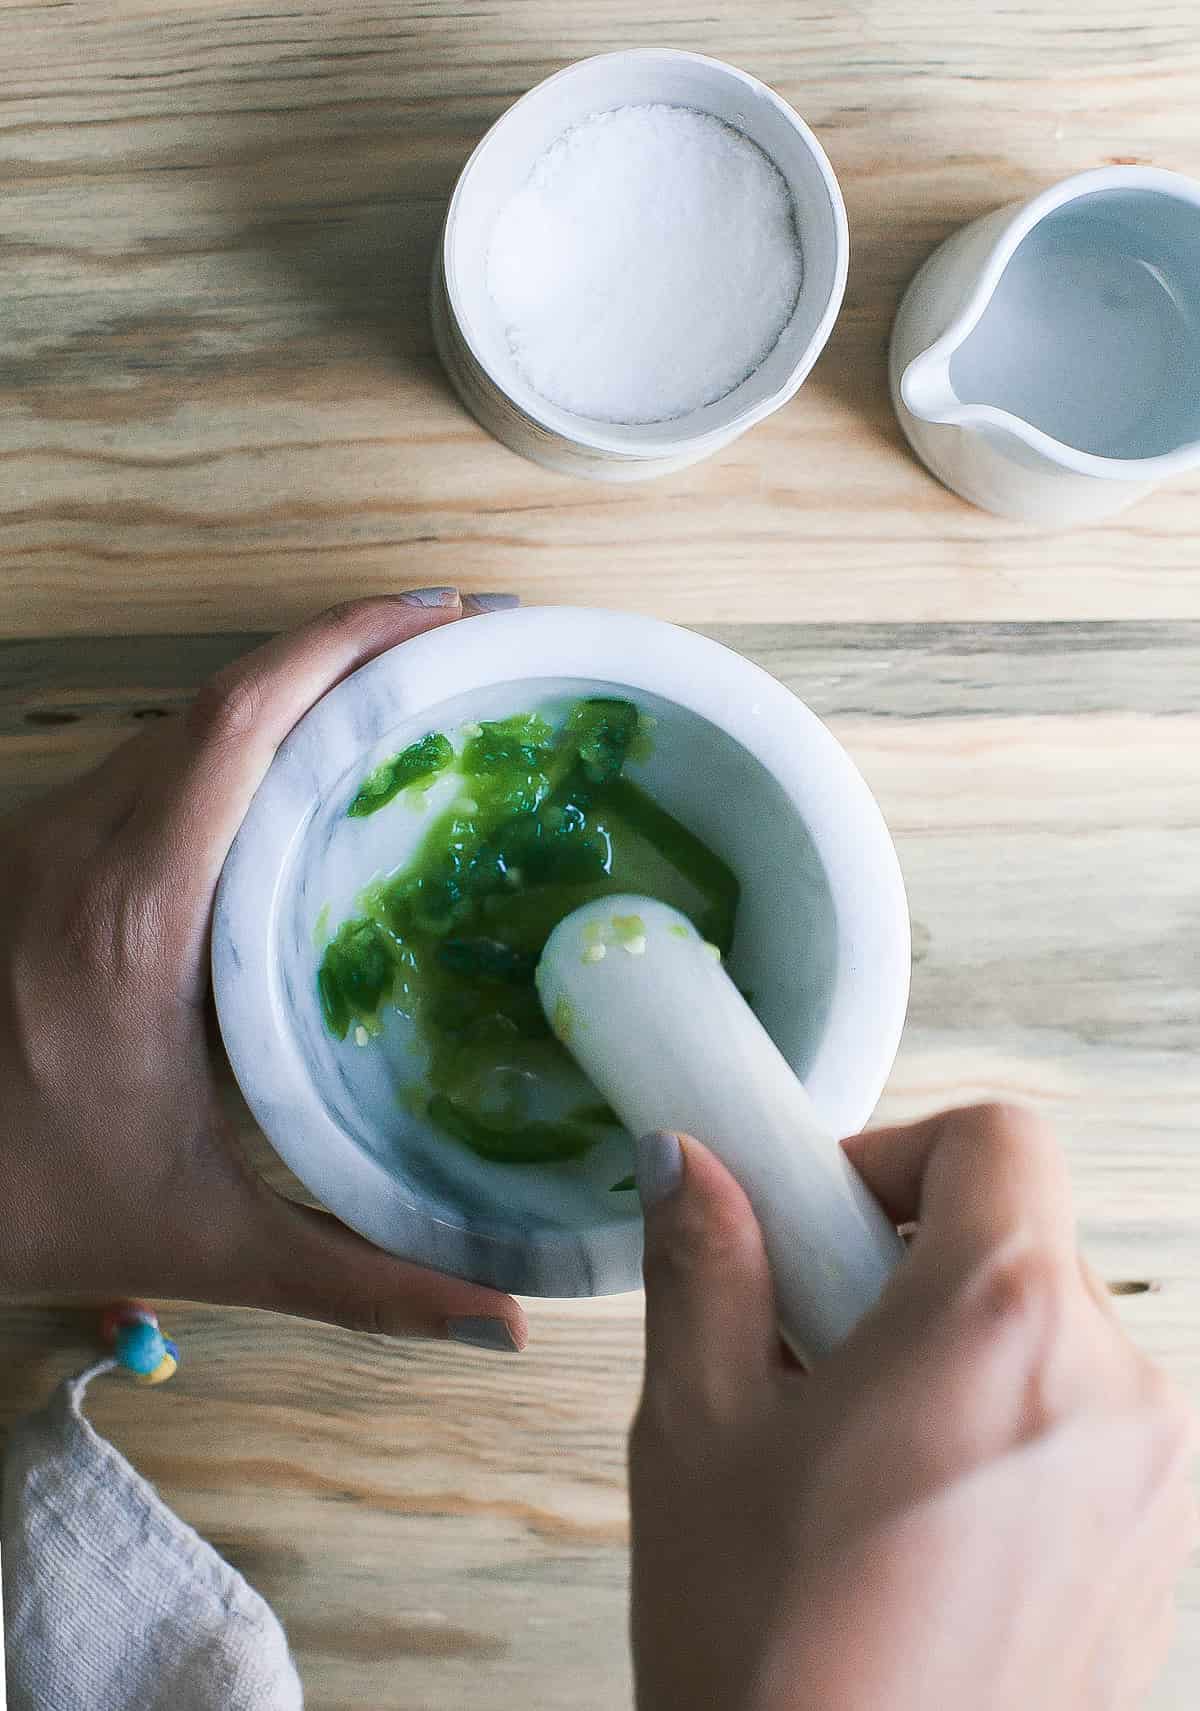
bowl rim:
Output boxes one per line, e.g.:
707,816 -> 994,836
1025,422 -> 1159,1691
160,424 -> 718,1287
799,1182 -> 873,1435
441,47 -> 850,458
212,608 -> 910,1297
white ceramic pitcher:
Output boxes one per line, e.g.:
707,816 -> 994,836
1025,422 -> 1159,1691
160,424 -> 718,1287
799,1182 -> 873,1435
890,166 -> 1200,525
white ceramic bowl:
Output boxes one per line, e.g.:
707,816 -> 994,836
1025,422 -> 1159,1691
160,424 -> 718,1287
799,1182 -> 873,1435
212,610 -> 909,1297
433,49 -> 849,481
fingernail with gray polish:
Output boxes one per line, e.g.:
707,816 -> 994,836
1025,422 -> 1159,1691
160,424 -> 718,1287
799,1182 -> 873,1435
400,586 -> 460,607
448,1316 -> 521,1353
636,1130 -> 684,1210
463,591 -> 521,613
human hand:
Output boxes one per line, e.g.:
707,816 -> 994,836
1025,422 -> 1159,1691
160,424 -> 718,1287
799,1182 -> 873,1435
0,590 -> 527,1351
629,1105 -> 1195,1710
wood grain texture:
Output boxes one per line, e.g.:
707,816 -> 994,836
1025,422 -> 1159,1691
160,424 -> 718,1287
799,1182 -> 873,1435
3,1 -> 1200,637
2,622 -> 1197,1709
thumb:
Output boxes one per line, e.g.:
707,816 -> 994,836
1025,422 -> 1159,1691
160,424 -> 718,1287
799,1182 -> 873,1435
637,1131 -> 777,1418
227,1181 -> 528,1352
129,591 -> 466,963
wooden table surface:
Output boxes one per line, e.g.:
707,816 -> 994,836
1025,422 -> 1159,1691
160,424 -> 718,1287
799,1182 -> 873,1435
3,5 -> 1199,1709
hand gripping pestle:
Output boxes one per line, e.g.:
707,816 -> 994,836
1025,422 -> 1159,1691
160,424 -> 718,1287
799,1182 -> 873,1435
535,896 -> 905,1363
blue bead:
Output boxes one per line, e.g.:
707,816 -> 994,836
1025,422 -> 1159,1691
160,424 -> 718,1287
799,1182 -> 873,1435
115,1320 -> 166,1376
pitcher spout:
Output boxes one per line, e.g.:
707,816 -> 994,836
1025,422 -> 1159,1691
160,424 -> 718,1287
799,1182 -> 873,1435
898,345 -> 961,424
898,339 -> 1083,481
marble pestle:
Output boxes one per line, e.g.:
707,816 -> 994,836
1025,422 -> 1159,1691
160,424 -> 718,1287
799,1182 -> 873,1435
536,895 -> 905,1363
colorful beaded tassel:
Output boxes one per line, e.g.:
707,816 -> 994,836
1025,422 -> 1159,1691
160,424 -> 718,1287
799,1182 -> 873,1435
100,1301 -> 179,1385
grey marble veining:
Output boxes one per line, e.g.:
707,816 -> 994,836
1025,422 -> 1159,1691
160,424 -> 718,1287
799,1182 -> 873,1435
214,671 -> 630,1297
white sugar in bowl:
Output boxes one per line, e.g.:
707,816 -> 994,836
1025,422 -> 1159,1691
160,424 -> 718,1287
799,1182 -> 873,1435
432,49 -> 848,482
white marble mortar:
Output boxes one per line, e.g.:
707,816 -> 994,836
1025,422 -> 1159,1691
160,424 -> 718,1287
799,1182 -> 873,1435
211,608 -> 910,1297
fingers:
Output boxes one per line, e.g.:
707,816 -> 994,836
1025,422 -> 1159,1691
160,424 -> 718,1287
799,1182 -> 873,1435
1078,1254 -> 1120,1322
844,1102 -> 1076,1274
229,1184 -> 528,1350
127,591 -> 466,933
833,1107 -> 1156,1479
1088,1407 -> 1197,1705
638,1131 -> 777,1417
461,591 -> 520,616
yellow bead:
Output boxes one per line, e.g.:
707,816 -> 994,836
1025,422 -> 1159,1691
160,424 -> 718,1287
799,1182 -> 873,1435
135,1351 -> 178,1386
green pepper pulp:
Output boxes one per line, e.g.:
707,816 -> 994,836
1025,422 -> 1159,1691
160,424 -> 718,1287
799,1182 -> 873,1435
318,700 -> 739,1166
347,731 -> 453,817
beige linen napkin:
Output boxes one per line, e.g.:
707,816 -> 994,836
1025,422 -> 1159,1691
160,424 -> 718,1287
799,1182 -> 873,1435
3,1364 -> 302,1711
